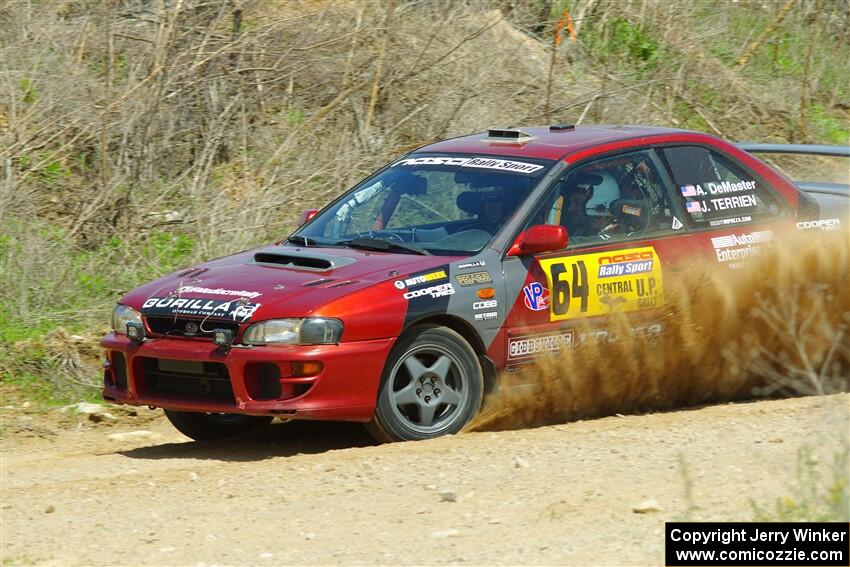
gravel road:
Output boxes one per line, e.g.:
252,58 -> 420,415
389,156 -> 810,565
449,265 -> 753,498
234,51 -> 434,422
1,393 -> 847,566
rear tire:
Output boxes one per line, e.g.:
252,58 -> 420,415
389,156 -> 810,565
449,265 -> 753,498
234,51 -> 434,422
164,410 -> 273,441
366,325 -> 483,442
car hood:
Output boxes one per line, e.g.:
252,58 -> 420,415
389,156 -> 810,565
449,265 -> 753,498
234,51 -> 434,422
121,244 -> 461,322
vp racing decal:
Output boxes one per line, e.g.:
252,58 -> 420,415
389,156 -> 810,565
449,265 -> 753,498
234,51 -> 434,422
522,282 -> 549,311
142,296 -> 261,322
538,246 -> 663,320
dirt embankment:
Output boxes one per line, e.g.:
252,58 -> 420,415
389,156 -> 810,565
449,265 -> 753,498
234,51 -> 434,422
1,393 -> 847,566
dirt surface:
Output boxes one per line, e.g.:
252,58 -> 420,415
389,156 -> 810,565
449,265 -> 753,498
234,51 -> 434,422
1,394 -> 848,566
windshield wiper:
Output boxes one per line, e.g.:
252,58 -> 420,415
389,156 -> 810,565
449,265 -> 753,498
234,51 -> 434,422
286,235 -> 322,246
340,237 -> 429,255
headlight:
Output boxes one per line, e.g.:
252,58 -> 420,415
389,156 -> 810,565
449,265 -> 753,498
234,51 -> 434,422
243,318 -> 343,345
112,304 -> 142,334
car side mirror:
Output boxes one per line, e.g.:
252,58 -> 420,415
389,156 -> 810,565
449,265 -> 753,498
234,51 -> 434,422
299,209 -> 319,226
506,224 -> 568,256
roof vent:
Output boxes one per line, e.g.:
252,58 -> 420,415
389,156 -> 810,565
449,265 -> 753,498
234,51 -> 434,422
486,128 -> 534,142
549,124 -> 575,131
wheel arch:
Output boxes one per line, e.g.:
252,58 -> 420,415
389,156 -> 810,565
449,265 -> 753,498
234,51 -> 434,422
403,314 -> 498,395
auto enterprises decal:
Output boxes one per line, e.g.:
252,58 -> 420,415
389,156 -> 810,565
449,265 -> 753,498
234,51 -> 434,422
538,246 -> 663,321
141,296 -> 261,322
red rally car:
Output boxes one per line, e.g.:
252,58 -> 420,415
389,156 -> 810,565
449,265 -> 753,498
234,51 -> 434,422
102,125 -> 822,442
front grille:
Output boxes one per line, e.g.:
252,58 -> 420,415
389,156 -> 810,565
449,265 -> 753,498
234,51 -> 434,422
138,357 -> 234,403
145,316 -> 240,339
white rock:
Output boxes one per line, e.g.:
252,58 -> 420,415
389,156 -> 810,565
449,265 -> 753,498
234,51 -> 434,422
431,529 -> 460,539
61,402 -> 117,420
439,489 -> 458,502
632,499 -> 663,514
513,457 -> 530,469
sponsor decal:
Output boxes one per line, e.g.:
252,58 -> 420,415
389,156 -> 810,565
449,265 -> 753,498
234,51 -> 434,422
473,299 -> 498,310
522,282 -> 549,311
796,218 -> 841,232
709,215 -> 752,227
474,311 -> 499,322
402,283 -> 455,300
141,296 -> 261,322
175,285 -> 262,299
576,323 -> 663,346
671,217 -> 683,230
711,230 -> 774,265
538,246 -> 664,321
622,204 -> 642,217
597,251 -> 654,278
508,331 -> 575,360
394,270 -> 447,290
455,271 -> 493,287
457,260 -> 486,270
395,156 -> 543,174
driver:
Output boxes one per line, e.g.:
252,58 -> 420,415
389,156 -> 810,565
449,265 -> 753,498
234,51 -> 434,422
564,172 -> 622,237
564,173 -> 602,236
476,190 -> 511,233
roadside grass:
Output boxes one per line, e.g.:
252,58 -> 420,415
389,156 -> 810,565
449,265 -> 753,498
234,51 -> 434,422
0,219 -> 201,409
751,447 -> 850,522
675,445 -> 850,523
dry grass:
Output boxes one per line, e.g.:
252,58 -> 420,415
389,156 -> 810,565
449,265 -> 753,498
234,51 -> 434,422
0,0 -> 847,402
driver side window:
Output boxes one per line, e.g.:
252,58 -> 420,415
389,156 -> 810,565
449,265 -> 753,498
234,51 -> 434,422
531,150 -> 675,247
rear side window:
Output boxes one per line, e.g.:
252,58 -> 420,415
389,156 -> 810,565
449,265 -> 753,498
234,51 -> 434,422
661,146 -> 785,228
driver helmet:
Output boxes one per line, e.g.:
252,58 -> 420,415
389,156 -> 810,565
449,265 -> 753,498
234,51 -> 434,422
585,172 -> 620,216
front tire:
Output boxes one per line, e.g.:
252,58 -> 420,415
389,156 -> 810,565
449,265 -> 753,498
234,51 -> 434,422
366,325 -> 484,442
164,410 -> 273,441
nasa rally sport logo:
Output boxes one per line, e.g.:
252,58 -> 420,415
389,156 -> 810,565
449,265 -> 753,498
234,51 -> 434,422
522,282 -> 549,311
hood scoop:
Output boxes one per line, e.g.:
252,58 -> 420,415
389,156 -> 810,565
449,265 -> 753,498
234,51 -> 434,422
251,247 -> 357,272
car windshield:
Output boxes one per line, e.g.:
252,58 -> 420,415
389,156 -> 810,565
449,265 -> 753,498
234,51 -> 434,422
294,154 -> 554,254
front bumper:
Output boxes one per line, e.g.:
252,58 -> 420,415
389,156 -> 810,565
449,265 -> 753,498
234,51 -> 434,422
100,333 -> 395,422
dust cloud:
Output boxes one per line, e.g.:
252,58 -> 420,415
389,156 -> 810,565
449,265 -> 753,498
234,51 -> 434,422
473,228 -> 850,431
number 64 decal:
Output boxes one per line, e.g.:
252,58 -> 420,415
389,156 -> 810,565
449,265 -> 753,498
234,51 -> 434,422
539,247 -> 664,321
549,260 -> 589,316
